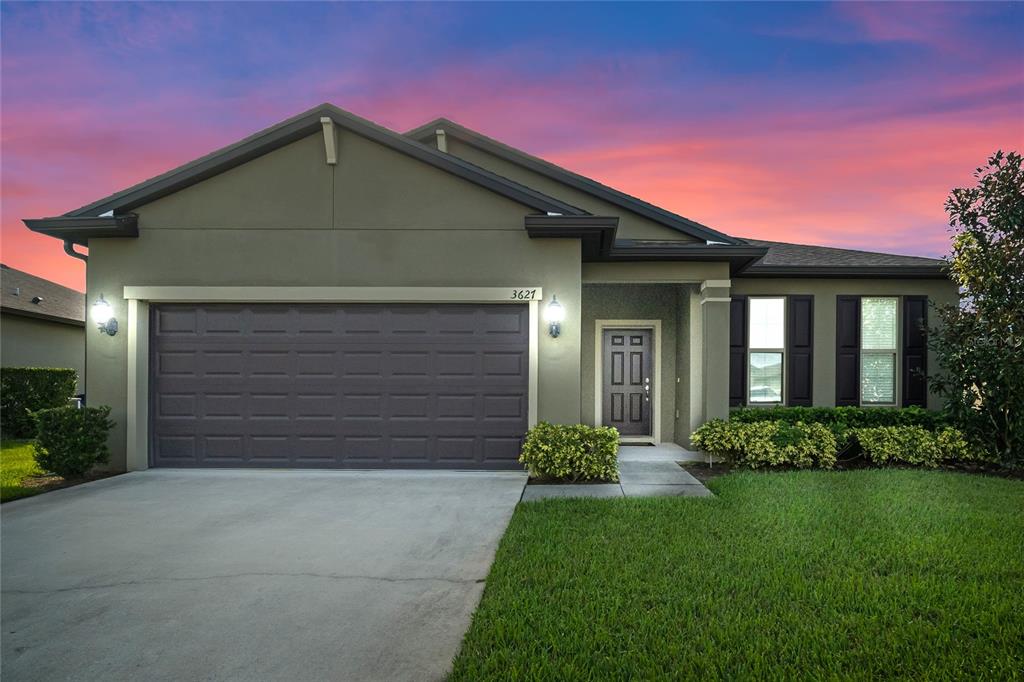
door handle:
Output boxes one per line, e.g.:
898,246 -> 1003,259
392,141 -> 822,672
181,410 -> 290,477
644,377 -> 651,400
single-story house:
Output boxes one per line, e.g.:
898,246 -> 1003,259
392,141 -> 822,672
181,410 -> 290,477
24,104 -> 956,471
1,264 -> 86,393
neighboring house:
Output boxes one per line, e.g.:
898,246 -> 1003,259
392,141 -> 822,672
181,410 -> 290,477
0,264 -> 86,393
23,104 -> 956,472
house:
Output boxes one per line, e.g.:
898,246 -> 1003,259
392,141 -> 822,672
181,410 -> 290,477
23,104 -> 956,471
0,264 -> 85,393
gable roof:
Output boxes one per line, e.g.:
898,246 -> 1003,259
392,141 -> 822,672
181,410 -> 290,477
740,239 -> 947,278
25,104 -> 586,243
22,103 -> 950,281
405,117 -> 741,246
0,264 -> 85,326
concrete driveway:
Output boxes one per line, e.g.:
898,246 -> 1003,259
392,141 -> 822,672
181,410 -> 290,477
1,469 -> 526,681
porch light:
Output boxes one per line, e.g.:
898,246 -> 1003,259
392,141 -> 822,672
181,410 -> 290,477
91,295 -> 118,336
545,295 -> 564,338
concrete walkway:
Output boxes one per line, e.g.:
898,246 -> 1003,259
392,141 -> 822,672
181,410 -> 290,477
521,444 -> 713,501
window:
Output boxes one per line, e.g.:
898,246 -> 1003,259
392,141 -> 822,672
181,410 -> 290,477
861,297 -> 897,404
748,297 -> 785,403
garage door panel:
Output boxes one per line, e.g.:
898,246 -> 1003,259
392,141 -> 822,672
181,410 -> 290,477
150,303 -> 529,469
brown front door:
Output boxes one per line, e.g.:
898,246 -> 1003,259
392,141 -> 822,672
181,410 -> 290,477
602,329 -> 653,437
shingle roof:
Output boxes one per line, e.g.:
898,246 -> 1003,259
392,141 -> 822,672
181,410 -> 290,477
405,117 -> 741,245
0,264 -> 85,325
740,239 -> 946,277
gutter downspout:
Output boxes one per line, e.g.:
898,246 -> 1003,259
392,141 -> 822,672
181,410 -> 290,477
64,240 -> 88,262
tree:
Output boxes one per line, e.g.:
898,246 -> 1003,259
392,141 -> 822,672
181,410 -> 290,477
929,151 -> 1024,465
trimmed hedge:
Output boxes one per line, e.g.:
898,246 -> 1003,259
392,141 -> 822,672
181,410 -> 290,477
520,422 -> 620,482
731,406 -> 950,454
692,419 -> 839,469
854,426 -> 986,467
33,406 -> 114,479
731,406 -> 949,431
1,367 -> 78,438
692,417 -> 983,470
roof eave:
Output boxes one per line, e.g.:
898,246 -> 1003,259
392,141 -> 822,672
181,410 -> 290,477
603,244 -> 768,275
408,118 -> 741,245
56,104 -> 585,222
525,215 -> 618,260
22,214 -> 139,246
739,265 -> 949,279
0,306 -> 86,327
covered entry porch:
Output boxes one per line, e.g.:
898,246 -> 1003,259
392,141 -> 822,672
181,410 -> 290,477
580,262 -> 733,449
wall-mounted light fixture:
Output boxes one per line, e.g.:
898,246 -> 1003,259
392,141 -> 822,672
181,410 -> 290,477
91,295 -> 118,336
545,295 -> 565,338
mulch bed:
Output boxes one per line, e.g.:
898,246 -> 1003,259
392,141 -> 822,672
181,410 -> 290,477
15,471 -> 119,496
681,458 -> 1021,482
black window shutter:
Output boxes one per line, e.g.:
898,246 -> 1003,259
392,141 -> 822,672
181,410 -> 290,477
835,296 -> 860,406
786,295 -> 814,406
729,296 -> 747,407
902,296 -> 928,407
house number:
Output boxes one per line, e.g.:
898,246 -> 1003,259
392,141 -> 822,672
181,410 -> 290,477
510,289 -> 538,300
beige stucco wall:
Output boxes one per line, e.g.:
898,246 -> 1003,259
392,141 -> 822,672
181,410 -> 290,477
731,278 -> 959,410
440,137 -> 701,243
86,131 -> 584,471
0,313 -> 85,393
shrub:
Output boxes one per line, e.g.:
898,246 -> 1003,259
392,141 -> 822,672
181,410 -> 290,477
731,406 -> 948,431
520,422 -> 619,482
1,367 -> 78,438
731,406 -> 953,455
32,406 -> 114,479
854,426 -> 939,467
692,420 -> 838,469
853,426 -> 984,467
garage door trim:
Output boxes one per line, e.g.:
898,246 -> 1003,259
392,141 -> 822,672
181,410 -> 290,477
124,287 -> 541,471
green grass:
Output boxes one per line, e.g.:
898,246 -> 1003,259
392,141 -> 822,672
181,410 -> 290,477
0,438 -> 49,501
1,439 -> 44,502
450,470 -> 1024,680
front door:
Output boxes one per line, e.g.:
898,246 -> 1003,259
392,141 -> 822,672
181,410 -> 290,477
602,329 -> 653,437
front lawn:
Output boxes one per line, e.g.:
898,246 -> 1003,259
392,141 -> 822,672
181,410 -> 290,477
1,440 -> 44,502
451,470 -> 1024,680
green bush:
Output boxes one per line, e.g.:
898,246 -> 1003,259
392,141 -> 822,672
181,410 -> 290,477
32,406 -> 114,479
520,422 -> 619,482
692,419 -> 838,469
731,406 -> 948,431
1,367 -> 78,438
731,406 -> 951,454
854,426 -> 986,467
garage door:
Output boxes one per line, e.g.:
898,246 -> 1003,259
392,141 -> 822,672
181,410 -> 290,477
149,303 -> 529,469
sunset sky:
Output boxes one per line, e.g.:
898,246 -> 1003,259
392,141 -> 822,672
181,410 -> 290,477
2,2 -> 1022,291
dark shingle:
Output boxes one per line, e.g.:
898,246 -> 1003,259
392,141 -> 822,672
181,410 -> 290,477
742,239 -> 945,272
0,264 -> 85,325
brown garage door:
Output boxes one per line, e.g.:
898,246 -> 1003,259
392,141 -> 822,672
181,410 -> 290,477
149,303 -> 529,469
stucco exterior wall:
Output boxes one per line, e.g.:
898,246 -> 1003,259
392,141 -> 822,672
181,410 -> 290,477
86,131 -> 584,471
0,313 -> 85,393
731,277 -> 959,410
581,284 -> 681,443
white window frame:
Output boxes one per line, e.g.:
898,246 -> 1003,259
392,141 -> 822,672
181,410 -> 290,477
860,296 -> 898,406
747,296 -> 786,405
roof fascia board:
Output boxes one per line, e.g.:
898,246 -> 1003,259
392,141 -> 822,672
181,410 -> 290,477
408,118 -> 741,245
0,307 -> 86,327
22,214 -> 139,246
524,215 -> 618,260
61,105 -> 586,220
739,266 -> 948,279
